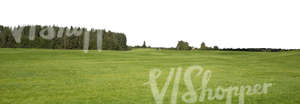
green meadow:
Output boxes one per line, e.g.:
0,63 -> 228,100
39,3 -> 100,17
0,48 -> 299,104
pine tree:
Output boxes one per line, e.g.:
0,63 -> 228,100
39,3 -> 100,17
142,41 -> 146,48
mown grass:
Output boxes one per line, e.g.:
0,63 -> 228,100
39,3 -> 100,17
0,48 -> 299,104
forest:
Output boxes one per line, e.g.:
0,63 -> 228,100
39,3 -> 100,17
0,25 -> 129,50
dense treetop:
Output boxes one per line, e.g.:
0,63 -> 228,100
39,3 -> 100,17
0,25 -> 129,50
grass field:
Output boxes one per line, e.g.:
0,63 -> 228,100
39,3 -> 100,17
0,48 -> 299,104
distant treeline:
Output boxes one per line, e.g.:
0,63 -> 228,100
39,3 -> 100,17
171,40 -> 291,52
0,25 -> 129,50
155,47 -> 291,52
220,48 -> 290,52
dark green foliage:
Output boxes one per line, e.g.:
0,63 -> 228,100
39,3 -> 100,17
0,25 -> 128,50
0,25 -> 3,47
176,40 -> 191,50
102,30 -> 128,50
1,27 -> 16,48
213,46 -> 219,50
200,42 -> 206,49
142,41 -> 146,48
221,48 -> 288,52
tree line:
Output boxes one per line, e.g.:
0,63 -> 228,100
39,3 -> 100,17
175,40 -> 289,52
0,25 -> 129,50
220,48 -> 289,52
175,40 -> 219,50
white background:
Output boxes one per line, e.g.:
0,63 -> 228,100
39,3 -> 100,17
1,0 -> 299,49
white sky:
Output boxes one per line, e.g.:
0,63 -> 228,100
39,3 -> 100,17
1,0 -> 300,49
